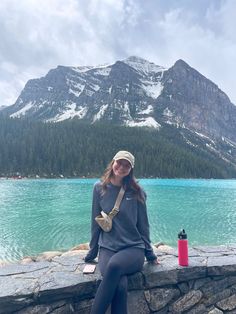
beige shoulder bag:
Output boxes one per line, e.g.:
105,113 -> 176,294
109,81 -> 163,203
95,186 -> 125,232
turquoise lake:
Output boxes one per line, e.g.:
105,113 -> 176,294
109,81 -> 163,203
0,178 -> 236,262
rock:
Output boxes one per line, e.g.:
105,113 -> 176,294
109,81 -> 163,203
177,282 -> 189,294
73,299 -> 93,314
20,257 -> 35,264
208,307 -> 224,314
16,300 -> 72,314
61,250 -> 88,257
177,261 -> 207,282
216,293 -> 236,311
154,244 -> 175,254
144,287 -> 180,311
170,290 -> 203,313
207,255 -> 236,276
35,251 -> 63,262
128,290 -> 150,314
143,260 -> 178,288
201,276 -> 236,298
70,243 -> 89,251
127,272 -> 144,290
203,289 -> 231,306
154,242 -> 165,248
193,277 -> 212,289
185,303 -> 207,314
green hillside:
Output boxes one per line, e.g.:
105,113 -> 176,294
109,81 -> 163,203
0,117 -> 235,178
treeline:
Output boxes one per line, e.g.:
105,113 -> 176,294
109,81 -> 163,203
0,116 -> 235,178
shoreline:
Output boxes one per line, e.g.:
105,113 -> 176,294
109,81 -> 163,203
1,176 -> 236,180
0,242 -> 171,266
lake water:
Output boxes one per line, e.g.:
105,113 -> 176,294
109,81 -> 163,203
0,178 -> 236,262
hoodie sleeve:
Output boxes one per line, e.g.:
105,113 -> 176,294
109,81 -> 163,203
136,191 -> 157,262
84,183 -> 102,262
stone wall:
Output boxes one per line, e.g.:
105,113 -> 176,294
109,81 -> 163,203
1,244 -> 236,313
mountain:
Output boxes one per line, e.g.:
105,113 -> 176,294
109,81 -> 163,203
4,56 -> 236,138
2,56 -> 236,172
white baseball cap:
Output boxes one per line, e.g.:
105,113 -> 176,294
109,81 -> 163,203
113,151 -> 135,168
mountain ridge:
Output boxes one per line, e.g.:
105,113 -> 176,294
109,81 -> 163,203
2,56 -> 236,172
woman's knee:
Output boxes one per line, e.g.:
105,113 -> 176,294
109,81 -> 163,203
106,259 -> 122,275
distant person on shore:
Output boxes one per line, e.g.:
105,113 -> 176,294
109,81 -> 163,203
85,150 -> 158,314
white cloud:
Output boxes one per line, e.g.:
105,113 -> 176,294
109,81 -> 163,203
0,0 -> 236,106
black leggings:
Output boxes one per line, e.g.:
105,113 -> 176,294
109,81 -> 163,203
91,246 -> 145,314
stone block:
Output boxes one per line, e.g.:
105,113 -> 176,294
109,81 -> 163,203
152,306 -> 168,313
203,288 -> 231,306
207,307 -> 224,314
0,261 -> 51,277
143,267 -> 178,288
52,254 -> 84,266
177,264 -> 207,282
74,298 -> 93,314
194,245 -> 230,254
193,277 -> 212,289
185,303 -> 207,314
201,276 -> 236,298
143,257 -> 178,288
216,293 -> 236,311
128,290 -> 150,314
170,290 -> 203,313
0,297 -> 33,314
144,287 -> 180,311
177,282 -> 189,294
37,271 -> 99,303
0,276 -> 37,299
16,300 -> 73,314
207,256 -> 236,276
128,271 -> 144,290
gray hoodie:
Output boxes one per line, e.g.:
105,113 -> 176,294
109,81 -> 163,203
85,181 -> 157,262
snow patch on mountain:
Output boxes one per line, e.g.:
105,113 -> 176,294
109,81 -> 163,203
90,83 -> 100,91
222,137 -> 236,148
141,81 -> 164,99
69,88 -> 84,97
126,117 -> 161,129
123,56 -> 166,75
72,63 -> 113,74
93,67 -> 111,76
195,131 -> 216,144
72,66 -> 95,73
138,105 -> 153,114
92,104 -> 108,122
10,101 -> 34,118
47,104 -> 87,122
163,107 -> 174,117
123,102 -> 131,114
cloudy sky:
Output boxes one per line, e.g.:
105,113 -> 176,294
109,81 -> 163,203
1,0 -> 236,107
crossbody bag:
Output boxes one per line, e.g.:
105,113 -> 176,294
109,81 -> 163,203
95,186 -> 125,232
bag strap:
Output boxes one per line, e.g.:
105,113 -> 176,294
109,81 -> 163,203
108,186 -> 125,219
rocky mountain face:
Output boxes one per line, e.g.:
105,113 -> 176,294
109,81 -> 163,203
3,56 -> 236,169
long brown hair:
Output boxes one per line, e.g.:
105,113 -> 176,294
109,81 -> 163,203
101,160 -> 145,203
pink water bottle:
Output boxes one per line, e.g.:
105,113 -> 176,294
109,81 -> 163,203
178,229 -> 188,266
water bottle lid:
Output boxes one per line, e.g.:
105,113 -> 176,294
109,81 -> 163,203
178,229 -> 187,239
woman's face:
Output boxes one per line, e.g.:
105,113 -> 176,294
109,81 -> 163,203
112,159 -> 132,179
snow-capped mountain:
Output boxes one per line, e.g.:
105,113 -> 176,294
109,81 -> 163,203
3,56 -> 236,147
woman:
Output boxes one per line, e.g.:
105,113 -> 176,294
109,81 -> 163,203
85,150 -> 158,314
